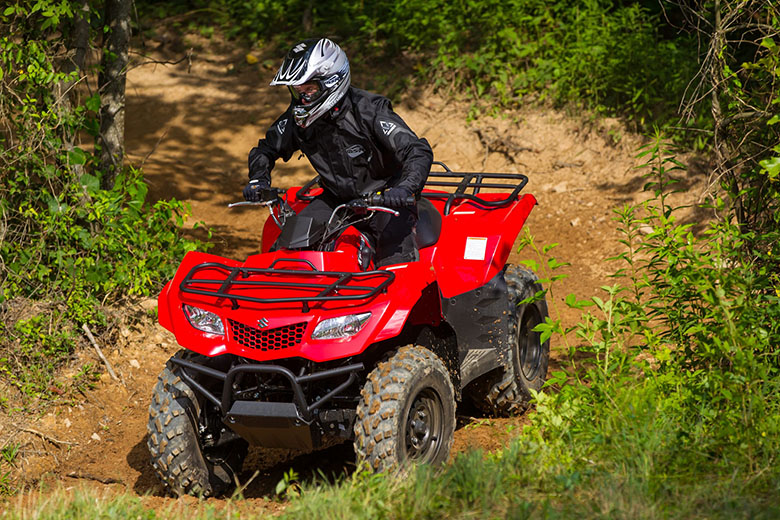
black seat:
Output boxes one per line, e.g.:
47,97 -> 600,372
415,198 -> 442,249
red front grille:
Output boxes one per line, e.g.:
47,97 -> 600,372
229,320 -> 307,351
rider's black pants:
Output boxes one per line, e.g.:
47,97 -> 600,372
296,191 -> 419,267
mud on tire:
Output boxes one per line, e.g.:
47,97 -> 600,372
354,345 -> 456,473
147,352 -> 247,497
469,265 -> 550,416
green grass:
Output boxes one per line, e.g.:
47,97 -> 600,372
3,404 -> 779,520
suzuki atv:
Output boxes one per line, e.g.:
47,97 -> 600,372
147,161 -> 550,497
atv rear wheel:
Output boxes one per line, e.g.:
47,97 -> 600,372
354,345 -> 456,472
470,265 -> 550,416
147,352 -> 248,497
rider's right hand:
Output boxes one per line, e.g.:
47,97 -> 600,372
243,179 -> 270,202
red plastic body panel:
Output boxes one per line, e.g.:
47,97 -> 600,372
158,250 -> 436,363
426,193 -> 537,298
158,184 -> 536,363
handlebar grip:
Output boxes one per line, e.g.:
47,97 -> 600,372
365,193 -> 383,206
365,193 -> 416,207
259,187 -> 280,202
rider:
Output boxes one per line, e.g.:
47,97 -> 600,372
244,37 -> 433,266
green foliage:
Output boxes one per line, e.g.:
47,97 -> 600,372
1,167 -> 199,305
538,137 -> 780,505
0,2 -> 203,401
391,0 -> 695,128
0,442 -> 20,496
137,0 -> 700,135
1,443 -> 20,467
676,3 -> 780,235
0,313 -> 75,398
71,362 -> 101,393
275,468 -> 302,499
517,233 -> 572,346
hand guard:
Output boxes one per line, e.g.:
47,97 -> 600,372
243,178 -> 270,202
383,186 -> 414,208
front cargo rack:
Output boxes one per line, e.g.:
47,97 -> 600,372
180,258 -> 395,312
423,161 -> 528,215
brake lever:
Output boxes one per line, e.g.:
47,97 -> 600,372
365,206 -> 400,217
228,200 -> 275,208
229,188 -> 282,208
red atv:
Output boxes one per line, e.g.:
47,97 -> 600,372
147,162 -> 550,497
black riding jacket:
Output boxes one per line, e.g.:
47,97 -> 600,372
248,87 -> 433,201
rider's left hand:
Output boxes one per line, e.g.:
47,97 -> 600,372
383,186 -> 414,208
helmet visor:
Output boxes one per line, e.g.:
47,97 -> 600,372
289,82 -> 325,105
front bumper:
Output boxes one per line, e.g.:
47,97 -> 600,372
170,357 -> 362,450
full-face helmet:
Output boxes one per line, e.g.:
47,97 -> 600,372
270,38 -> 350,128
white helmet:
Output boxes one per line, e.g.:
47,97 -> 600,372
270,38 -> 351,128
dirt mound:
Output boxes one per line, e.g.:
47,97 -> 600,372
0,32 -> 706,509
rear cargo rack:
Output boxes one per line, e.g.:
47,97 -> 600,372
423,161 -> 528,215
180,259 -> 395,312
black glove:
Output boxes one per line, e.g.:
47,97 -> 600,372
383,186 -> 414,208
243,178 -> 270,202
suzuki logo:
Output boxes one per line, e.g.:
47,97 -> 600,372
257,318 -> 269,328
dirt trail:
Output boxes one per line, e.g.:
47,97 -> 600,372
1,34 -> 707,509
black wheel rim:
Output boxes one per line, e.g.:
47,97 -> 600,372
403,388 -> 444,463
518,304 -> 543,381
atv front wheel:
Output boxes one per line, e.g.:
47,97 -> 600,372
147,353 -> 248,497
470,265 -> 550,416
354,345 -> 456,472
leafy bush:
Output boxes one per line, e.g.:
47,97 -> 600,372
0,3 -> 202,400
536,134 -> 780,503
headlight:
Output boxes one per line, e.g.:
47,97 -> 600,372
183,304 -> 225,335
311,312 -> 371,340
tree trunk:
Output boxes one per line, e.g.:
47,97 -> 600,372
98,0 -> 131,190
302,0 -> 314,32
57,0 -> 90,176
68,0 -> 91,75
709,0 -> 740,222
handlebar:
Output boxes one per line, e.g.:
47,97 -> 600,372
230,188 -> 416,212
231,186 -> 411,249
